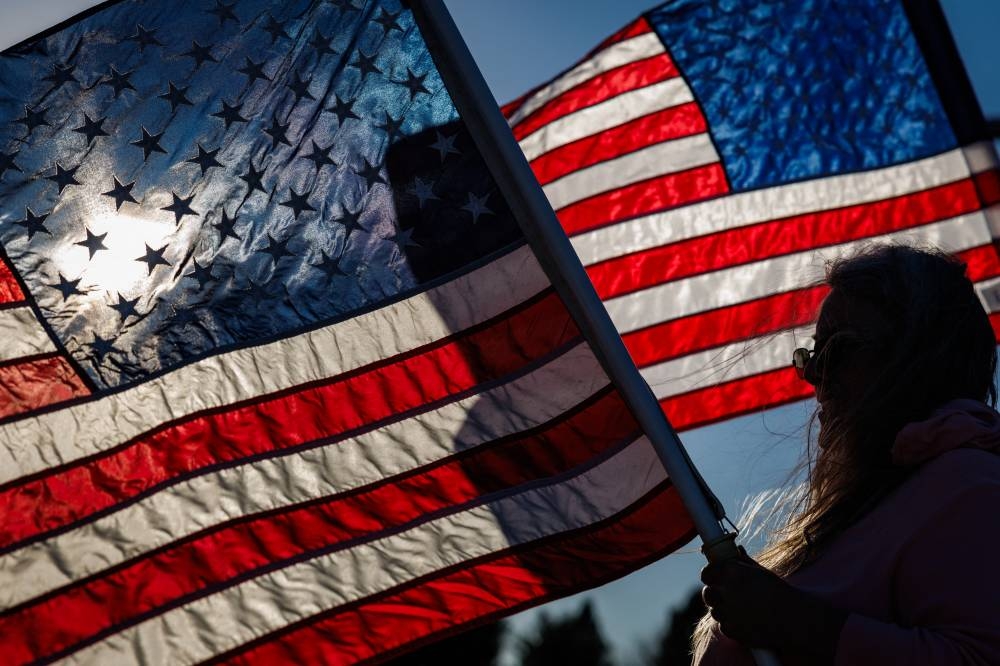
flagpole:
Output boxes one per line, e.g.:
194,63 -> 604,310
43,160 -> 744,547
411,3 -> 781,665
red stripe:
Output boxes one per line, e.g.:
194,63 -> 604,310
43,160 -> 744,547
0,293 -> 579,551
0,260 -> 24,305
0,354 -> 90,419
213,484 -> 692,666
530,102 -> 707,186
596,17 -> 652,50
663,366 -> 816,432
974,169 -> 1000,206
589,178 -> 982,300
623,286 -> 829,369
962,243 -> 1000,343
557,163 -> 729,237
0,392 -> 635,664
512,55 -> 677,141
958,243 -> 1000,283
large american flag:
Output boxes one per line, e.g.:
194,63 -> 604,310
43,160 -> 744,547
0,1 -> 696,663
505,0 -> 1000,432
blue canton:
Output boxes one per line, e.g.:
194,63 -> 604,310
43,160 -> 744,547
0,0 -> 522,390
647,0 -> 957,191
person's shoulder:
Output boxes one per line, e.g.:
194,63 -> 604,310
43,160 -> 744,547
900,449 -> 1000,530
915,448 -> 1000,486
894,450 -> 1000,566
887,449 -> 1000,532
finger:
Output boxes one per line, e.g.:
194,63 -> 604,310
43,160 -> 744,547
701,562 -> 724,585
702,560 -> 740,586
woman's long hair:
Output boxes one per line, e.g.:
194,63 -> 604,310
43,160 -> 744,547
691,244 -> 998,662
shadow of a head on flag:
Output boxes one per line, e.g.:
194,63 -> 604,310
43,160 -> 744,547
371,118 -> 692,649
382,119 -> 521,281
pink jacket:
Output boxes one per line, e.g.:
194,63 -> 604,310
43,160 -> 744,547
697,399 -> 1000,665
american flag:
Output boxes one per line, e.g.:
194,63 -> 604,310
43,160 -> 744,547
0,1 -> 696,663
504,0 -> 1000,432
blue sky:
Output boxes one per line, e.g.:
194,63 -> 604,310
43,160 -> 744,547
2,1 -> 998,663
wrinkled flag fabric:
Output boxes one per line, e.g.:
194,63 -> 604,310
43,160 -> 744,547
0,1 -> 696,663
504,0 -> 1000,431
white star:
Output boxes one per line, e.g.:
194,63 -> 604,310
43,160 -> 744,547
428,131 -> 460,162
462,191 -> 493,223
409,177 -> 439,208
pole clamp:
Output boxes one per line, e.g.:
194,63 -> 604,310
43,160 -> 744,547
701,531 -> 742,563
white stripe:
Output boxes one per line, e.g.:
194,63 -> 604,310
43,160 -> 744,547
0,344 -> 608,611
572,148 -> 975,266
975,275 -> 1000,314
542,133 -> 718,211
507,32 -> 664,126
518,77 -> 693,162
0,306 -> 55,363
642,326 -> 812,400
605,212 -> 992,334
963,141 -> 999,174
0,246 -> 551,486
60,436 -> 665,665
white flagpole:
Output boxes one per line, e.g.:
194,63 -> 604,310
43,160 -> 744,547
411,3 -> 782,666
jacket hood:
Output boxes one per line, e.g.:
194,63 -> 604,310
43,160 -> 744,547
891,399 -> 1000,466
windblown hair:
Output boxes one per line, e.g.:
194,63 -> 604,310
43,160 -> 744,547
692,244 -> 997,662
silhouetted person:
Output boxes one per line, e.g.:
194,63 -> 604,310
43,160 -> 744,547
694,245 -> 1000,664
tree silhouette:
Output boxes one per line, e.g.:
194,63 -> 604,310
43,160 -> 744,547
647,588 -> 707,666
519,600 -> 614,666
385,621 -> 506,666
